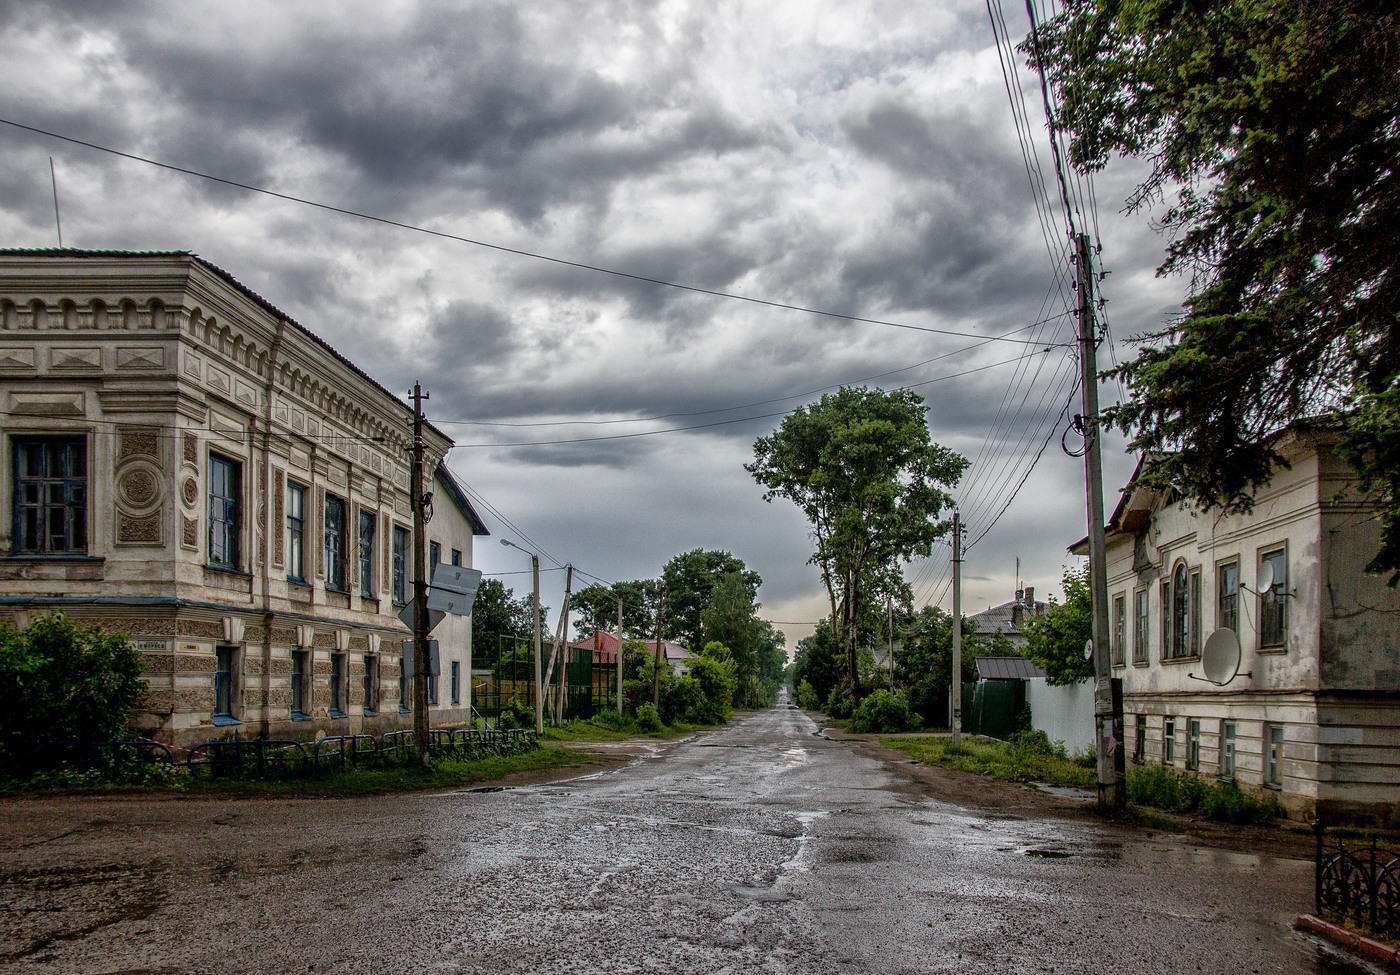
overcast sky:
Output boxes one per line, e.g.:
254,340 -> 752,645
0,0 -> 1187,649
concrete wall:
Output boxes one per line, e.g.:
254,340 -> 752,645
1026,678 -> 1095,755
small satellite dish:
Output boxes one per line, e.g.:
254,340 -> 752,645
1256,560 -> 1275,594
1200,628 -> 1243,685
1084,639 -> 1094,661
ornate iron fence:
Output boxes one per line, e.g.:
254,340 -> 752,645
1315,822 -> 1400,940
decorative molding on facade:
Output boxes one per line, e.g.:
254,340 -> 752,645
222,616 -> 246,644
181,516 -> 199,550
49,346 -> 102,370
115,346 -> 165,370
273,468 -> 285,567
116,512 -> 162,545
182,431 -> 198,465
0,347 -> 36,370
181,476 -> 198,509
335,629 -> 350,652
9,391 -> 84,416
366,633 -> 381,654
118,426 -> 161,462
295,624 -> 316,649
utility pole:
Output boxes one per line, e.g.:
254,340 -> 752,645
652,591 -> 664,708
951,511 -> 962,747
556,565 -> 573,725
530,553 -> 542,735
409,382 -> 430,764
616,594 -> 624,713
1075,231 -> 1126,812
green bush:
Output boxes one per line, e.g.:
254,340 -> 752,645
588,709 -> 637,732
1126,765 -> 1282,824
663,674 -> 707,725
635,703 -> 664,733
823,685 -> 854,719
796,679 -> 820,710
688,653 -> 736,724
0,614 -> 147,767
495,695 -> 535,730
849,689 -> 921,733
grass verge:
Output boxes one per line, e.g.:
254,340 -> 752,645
540,714 -> 706,743
1,744 -> 597,798
884,733 -> 1283,825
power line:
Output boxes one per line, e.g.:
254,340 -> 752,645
2,115 -> 1052,349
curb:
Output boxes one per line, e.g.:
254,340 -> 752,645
1295,914 -> 1399,969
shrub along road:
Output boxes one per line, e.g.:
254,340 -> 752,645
0,707 -> 1356,974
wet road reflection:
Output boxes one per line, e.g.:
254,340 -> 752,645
0,707 -> 1365,974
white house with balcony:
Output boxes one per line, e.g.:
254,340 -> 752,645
1076,421 -> 1400,825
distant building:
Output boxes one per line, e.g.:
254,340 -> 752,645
968,586 -> 1048,648
0,250 -> 485,746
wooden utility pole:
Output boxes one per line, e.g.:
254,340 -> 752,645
951,511 -> 962,747
409,382 -> 430,764
652,591 -> 664,708
616,594 -> 624,713
1075,231 -> 1126,812
530,553 -> 542,734
556,566 -> 573,725
887,597 -> 895,693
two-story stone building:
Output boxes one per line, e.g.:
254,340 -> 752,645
1079,421 -> 1400,825
0,249 -> 486,747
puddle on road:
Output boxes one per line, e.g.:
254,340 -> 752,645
1022,847 -> 1074,859
732,885 -> 792,903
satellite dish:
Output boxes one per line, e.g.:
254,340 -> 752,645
1201,628 -> 1243,685
1084,639 -> 1094,661
1256,560 -> 1275,594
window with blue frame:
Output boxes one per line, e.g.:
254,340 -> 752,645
286,483 -> 307,582
358,511 -> 375,597
428,672 -> 438,706
208,454 -> 240,568
429,540 -> 440,570
13,436 -> 87,554
450,548 -> 461,566
214,646 -> 236,721
291,651 -> 309,718
324,495 -> 346,591
329,653 -> 346,716
451,661 -> 460,705
392,526 -> 407,605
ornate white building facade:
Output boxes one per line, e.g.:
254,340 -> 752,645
1083,423 -> 1400,825
0,250 -> 486,746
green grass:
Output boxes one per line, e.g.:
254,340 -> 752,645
0,744 -> 597,798
886,734 -> 1097,789
540,713 -> 706,742
886,734 -> 1285,825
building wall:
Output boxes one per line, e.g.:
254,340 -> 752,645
0,252 -> 469,748
1101,431 -> 1400,824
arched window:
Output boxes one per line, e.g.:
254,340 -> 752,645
1172,562 -> 1190,658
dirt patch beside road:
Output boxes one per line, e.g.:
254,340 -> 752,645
832,729 -> 1318,862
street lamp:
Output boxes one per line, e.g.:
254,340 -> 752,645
500,538 -> 543,735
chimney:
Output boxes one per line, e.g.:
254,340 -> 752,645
1024,587 -> 1035,613
1012,602 -> 1024,627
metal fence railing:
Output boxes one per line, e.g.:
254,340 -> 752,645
8,728 -> 540,782
1315,822 -> 1400,940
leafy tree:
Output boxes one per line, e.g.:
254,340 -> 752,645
471,578 -> 547,665
660,550 -> 760,652
698,569 -> 785,706
0,613 -> 147,764
1021,565 -> 1094,686
748,387 -> 967,694
896,606 -> 984,728
1030,0 -> 1400,582
686,642 -> 739,723
791,621 -> 844,706
571,579 -> 660,640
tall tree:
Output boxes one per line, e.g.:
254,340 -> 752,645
1020,565 -> 1094,687
470,579 -> 547,664
660,550 -> 760,652
747,387 -> 967,695
1030,0 -> 1400,582
570,579 -> 659,640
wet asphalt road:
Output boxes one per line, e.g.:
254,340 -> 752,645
0,706 -> 1360,975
